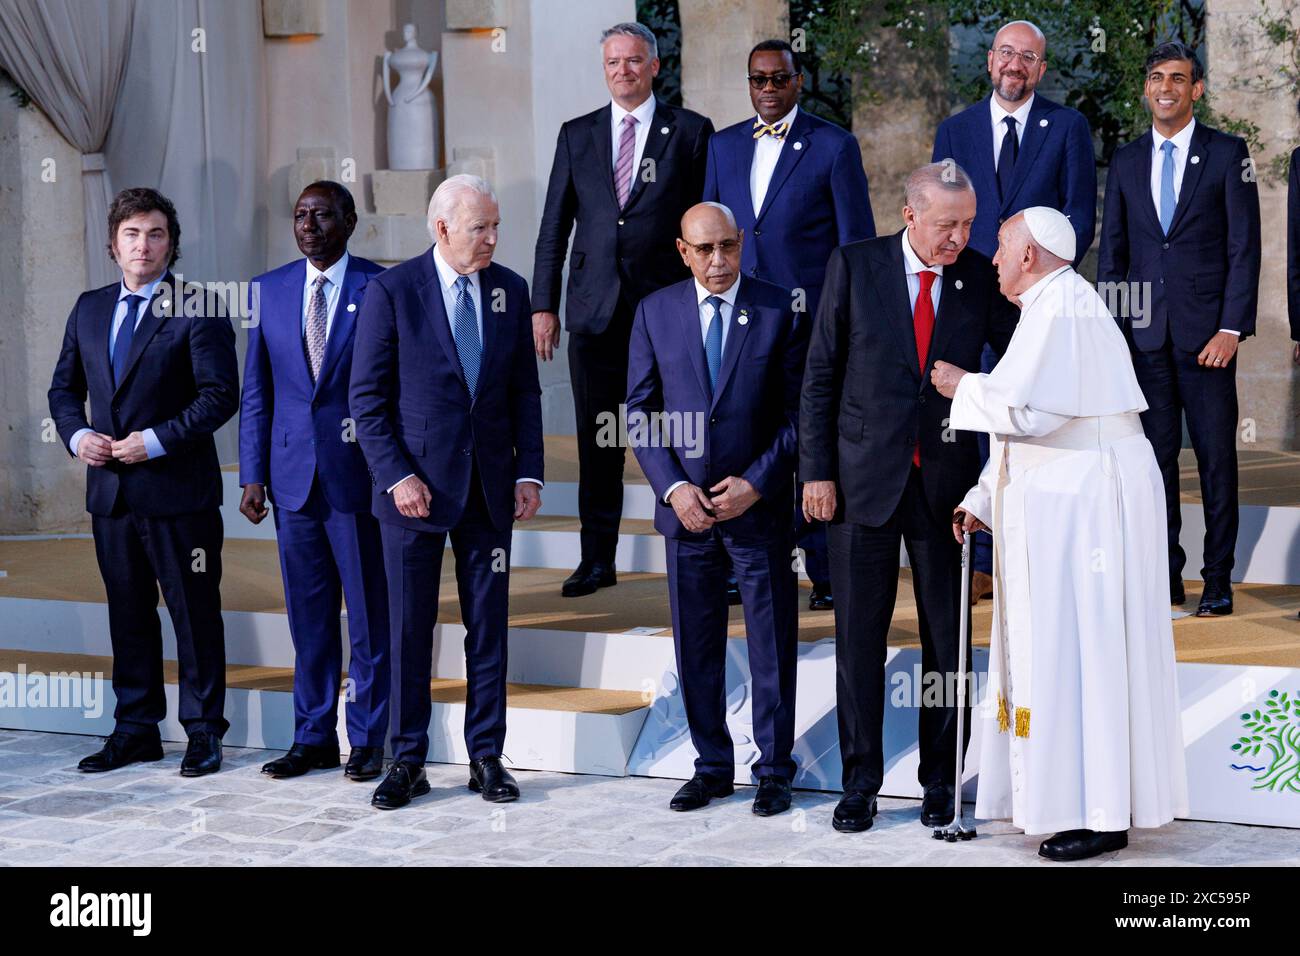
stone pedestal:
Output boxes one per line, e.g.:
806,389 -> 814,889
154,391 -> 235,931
679,0 -> 789,128
372,168 -> 443,216
263,0 -> 326,36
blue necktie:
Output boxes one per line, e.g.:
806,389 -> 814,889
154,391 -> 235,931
452,275 -> 482,397
704,295 -> 724,392
996,116 -> 1018,202
112,294 -> 144,387
1159,140 -> 1177,235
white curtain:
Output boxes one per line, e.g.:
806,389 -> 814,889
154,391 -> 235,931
0,0 -> 135,288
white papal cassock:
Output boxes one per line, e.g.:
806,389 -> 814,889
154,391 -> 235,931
951,264 -> 1188,835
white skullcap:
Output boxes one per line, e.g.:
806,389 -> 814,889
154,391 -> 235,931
1021,206 -> 1076,263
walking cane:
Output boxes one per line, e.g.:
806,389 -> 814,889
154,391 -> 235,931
934,528 -> 977,842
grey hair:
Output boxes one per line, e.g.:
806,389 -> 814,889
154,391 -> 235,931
905,161 -> 975,211
993,20 -> 1047,56
600,22 -> 658,60
426,174 -> 497,240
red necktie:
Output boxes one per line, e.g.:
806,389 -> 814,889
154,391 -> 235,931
913,269 -> 937,467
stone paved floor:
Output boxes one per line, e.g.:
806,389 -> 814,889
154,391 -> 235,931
0,730 -> 1295,867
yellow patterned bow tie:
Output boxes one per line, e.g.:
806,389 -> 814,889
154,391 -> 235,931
752,119 -> 790,140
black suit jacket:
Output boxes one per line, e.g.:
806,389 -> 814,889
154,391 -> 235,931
1288,146 -> 1300,342
1098,122 -> 1261,352
799,233 -> 1017,527
48,273 -> 239,517
531,99 -> 714,334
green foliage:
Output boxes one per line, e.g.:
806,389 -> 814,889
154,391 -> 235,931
1232,689 -> 1300,794
638,0 -> 684,107
0,67 -> 32,109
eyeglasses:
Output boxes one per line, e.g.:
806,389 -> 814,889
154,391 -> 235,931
992,46 -> 1041,65
747,72 -> 795,90
682,239 -> 741,257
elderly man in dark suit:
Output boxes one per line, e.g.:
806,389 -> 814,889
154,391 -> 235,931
349,174 -> 544,810
532,21 -> 713,598
800,163 -> 1018,833
49,187 -> 238,776
1099,41 -> 1261,617
238,181 -> 389,783
626,202 -> 808,816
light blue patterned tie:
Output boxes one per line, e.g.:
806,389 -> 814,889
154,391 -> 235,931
704,295 -> 724,392
1159,140 -> 1177,236
452,275 -> 481,397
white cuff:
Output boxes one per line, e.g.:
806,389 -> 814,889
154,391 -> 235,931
387,473 -> 415,494
663,480 -> 687,504
69,427 -> 93,458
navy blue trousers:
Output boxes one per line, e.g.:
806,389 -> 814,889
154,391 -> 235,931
666,528 -> 799,781
273,479 -> 390,749
382,476 -> 511,764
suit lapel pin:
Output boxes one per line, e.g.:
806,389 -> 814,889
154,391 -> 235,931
660,126 -> 669,134
738,309 -> 749,325
1190,155 -> 1200,165
347,302 -> 357,312
954,279 -> 963,290
793,141 -> 803,150
1039,118 -> 1048,127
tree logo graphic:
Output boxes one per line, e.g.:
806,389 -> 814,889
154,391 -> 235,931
1230,689 -> 1300,793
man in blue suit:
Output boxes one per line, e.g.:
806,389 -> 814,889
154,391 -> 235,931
238,181 -> 390,782
626,202 -> 808,816
1099,41 -> 1261,617
349,175 -> 544,809
703,38 -> 874,612
931,19 -> 1096,601
49,187 -> 238,776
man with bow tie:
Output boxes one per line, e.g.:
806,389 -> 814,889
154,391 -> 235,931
703,38 -> 874,613
238,182 -> 390,783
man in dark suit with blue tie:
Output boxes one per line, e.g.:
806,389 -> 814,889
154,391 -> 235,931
349,175 -> 544,809
532,22 -> 714,598
703,38 -> 874,612
238,182 -> 389,782
626,202 -> 808,815
1099,41 -> 1261,616
931,19 -> 1096,601
49,187 -> 238,776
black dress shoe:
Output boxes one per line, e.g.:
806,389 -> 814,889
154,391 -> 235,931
726,576 -> 742,607
752,775 -> 792,816
1039,828 -> 1128,861
920,783 -> 956,827
1196,581 -> 1233,617
179,730 -> 222,777
468,756 -> 520,802
1170,580 -> 1186,605
832,790 -> 878,832
561,560 -> 617,597
669,773 -> 735,811
809,582 -> 833,611
344,746 -> 385,781
261,742 -> 339,778
77,731 -> 164,773
371,761 -> 430,809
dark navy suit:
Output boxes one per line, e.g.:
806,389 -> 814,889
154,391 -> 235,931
239,254 -> 390,750
48,273 -> 238,740
704,107 -> 874,592
626,275 -> 808,781
1098,121 -> 1261,585
1287,146 -> 1300,343
349,249 -> 544,764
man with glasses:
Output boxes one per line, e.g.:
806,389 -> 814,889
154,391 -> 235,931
703,38 -> 874,612
532,22 -> 714,599
931,19 -> 1096,604
626,202 -> 808,816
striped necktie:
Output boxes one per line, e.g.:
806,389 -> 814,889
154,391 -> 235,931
615,114 -> 638,207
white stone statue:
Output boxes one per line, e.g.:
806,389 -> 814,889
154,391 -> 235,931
383,24 -> 438,170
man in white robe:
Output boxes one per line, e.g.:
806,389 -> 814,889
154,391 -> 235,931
931,206 -> 1188,861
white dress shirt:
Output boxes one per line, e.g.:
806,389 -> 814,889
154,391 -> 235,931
901,229 -> 944,314
611,94 -> 657,180
387,246 -> 541,494
991,93 -> 1034,170
69,273 -> 167,461
662,277 -> 741,504
1148,118 -> 1235,337
750,104 -> 799,216
301,251 -> 349,341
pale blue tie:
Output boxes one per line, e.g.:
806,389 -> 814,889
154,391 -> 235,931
704,295 -> 724,392
452,275 -> 481,397
1159,140 -> 1177,235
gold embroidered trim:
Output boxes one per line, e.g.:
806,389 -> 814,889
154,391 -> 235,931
997,694 -> 1010,734
1014,706 -> 1031,738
